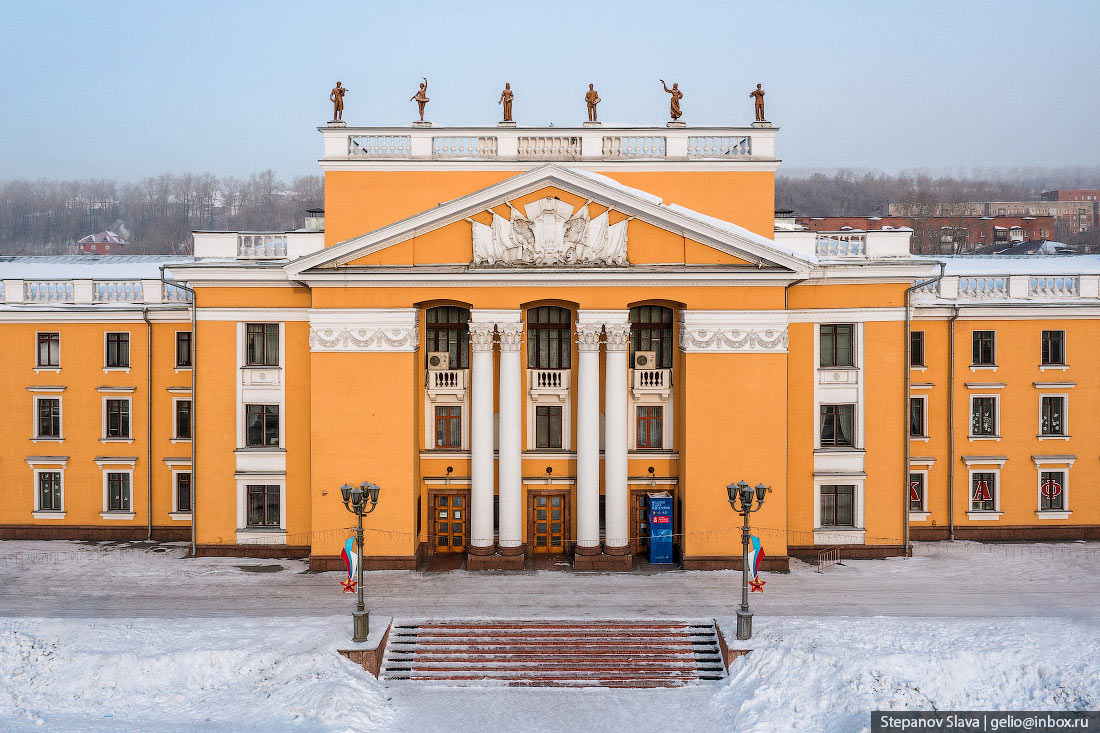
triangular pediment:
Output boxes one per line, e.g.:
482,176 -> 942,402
285,165 -> 811,277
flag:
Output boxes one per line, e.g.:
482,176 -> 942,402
340,537 -> 357,593
747,535 -> 765,592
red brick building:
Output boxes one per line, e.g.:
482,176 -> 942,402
1042,189 -> 1100,202
76,231 -> 127,254
796,215 -> 1054,254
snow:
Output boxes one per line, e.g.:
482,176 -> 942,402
934,254 -> 1100,276
0,255 -> 194,280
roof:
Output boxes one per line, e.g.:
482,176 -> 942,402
77,231 -> 127,245
0,255 -> 194,279
933,254 -> 1100,276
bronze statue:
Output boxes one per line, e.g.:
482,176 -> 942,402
329,81 -> 348,121
410,77 -> 429,122
498,83 -> 514,122
660,80 -> 682,121
750,83 -> 766,121
585,83 -> 601,122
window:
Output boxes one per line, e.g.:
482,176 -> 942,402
105,399 -> 131,439
246,485 -> 280,527
245,404 -> 280,447
434,405 -> 461,448
819,404 -> 855,447
37,471 -> 62,511
105,332 -> 130,368
176,472 -> 192,513
425,306 -> 470,369
970,472 -> 996,512
535,405 -> 563,449
909,397 -> 926,438
820,484 -> 855,527
527,307 -> 571,370
176,331 -> 193,368
972,330 -> 995,366
970,397 -> 996,437
175,400 -> 192,440
629,306 -> 674,369
107,472 -> 131,512
36,332 -> 60,368
1040,395 -> 1065,436
636,406 -> 663,449
1041,330 -> 1065,366
246,323 -> 279,367
1039,470 -> 1065,511
36,398 -> 61,439
820,324 -> 855,368
909,473 -> 925,512
910,331 -> 925,367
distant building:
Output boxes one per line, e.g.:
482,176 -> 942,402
1041,189 -> 1100,203
888,200 -> 1098,237
76,231 -> 127,254
796,215 -> 1053,254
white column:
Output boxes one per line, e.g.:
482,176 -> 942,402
603,322 -> 631,551
575,323 -> 604,551
497,321 -> 524,552
468,322 -> 496,551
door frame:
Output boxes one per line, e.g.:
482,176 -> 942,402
526,487 -> 572,554
629,486 -> 680,557
427,487 -> 471,554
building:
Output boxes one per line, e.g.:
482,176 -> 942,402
2,118 -> 1099,573
77,231 -> 127,254
1042,190 -> 1100,203
889,200 -> 1098,238
797,215 -> 1054,254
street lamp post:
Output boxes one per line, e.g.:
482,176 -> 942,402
340,481 -> 381,642
727,480 -> 770,640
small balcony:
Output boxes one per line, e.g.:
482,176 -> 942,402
631,368 -> 672,399
426,369 -> 466,400
528,369 -> 570,401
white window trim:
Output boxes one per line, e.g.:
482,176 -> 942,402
32,468 -> 65,518
171,397 -> 193,442
1035,466 -> 1071,519
170,469 -> 193,519
908,395 -> 928,441
966,467 -> 1002,519
629,398 -> 674,452
103,330 -> 132,373
236,322 -> 285,451
34,330 -> 61,370
101,468 -> 136,519
32,395 -> 63,442
1037,393 -> 1069,440
813,321 -> 864,452
242,402 -> 282,449
528,396 -> 571,452
236,478 -> 287,541
968,393 -> 1000,440
425,395 -> 469,451
813,478 -> 865,542
101,395 -> 134,442
818,322 -> 858,370
908,469 -> 929,521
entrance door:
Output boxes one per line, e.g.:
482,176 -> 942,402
529,491 -> 569,553
630,490 -> 651,556
431,492 -> 467,553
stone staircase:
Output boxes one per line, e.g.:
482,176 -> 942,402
380,619 -> 727,688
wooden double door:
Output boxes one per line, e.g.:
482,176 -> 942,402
528,490 -> 570,554
430,490 -> 468,553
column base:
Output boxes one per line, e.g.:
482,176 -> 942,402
466,543 -> 496,556
572,543 -> 601,556
498,543 -> 525,556
467,551 -> 526,570
573,551 -> 632,571
603,543 -> 631,556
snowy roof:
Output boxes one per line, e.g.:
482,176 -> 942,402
0,255 -> 194,279
77,231 -> 127,245
933,254 -> 1100,276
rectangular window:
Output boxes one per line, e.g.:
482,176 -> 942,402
176,472 -> 192,513
909,397 -> 926,438
175,400 -> 192,440
819,404 -> 855,447
910,331 -> 925,367
36,398 -> 61,439
636,405 -> 663,449
37,471 -> 62,511
434,405 -> 461,448
535,405 -> 563,449
909,473 -> 924,512
1039,470 -> 1065,511
970,471 -> 996,512
105,332 -> 130,368
820,484 -> 855,527
246,323 -> 279,366
105,399 -> 131,439
36,332 -> 60,368
107,472 -> 131,512
1041,330 -> 1065,366
246,485 -> 280,527
972,330 -> 995,366
819,324 -> 855,368
970,397 -> 996,437
1040,395 -> 1065,436
176,331 -> 193,368
245,404 -> 280,447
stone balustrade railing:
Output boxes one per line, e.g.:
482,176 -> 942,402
238,234 -> 288,259
2,279 -> 192,305
918,274 -> 1098,301
815,233 -> 867,257
433,136 -> 498,158
602,136 -> 667,158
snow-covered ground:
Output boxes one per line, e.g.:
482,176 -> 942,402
1,540 -> 1098,731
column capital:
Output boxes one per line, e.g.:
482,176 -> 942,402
604,323 -> 631,352
576,323 -> 603,352
498,322 -> 523,351
469,322 -> 496,351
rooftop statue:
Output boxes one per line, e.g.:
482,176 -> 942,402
410,77 -> 429,122
660,80 -> 683,121
329,81 -> 348,121
498,83 -> 514,122
750,83 -> 766,122
585,84 -> 601,123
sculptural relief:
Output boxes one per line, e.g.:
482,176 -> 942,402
470,197 -> 629,266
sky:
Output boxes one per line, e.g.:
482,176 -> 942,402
1,0 -> 1098,180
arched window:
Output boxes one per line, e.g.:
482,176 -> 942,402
425,306 -> 469,368
629,306 -> 674,368
527,306 -> 571,369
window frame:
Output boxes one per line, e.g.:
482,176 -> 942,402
534,404 -> 563,449
35,469 -> 64,513
424,306 -> 470,370
104,331 -> 131,369
629,305 -> 675,369
35,332 -> 61,369
1038,469 -> 1067,512
909,330 -> 925,368
34,396 -> 62,440
1040,330 -> 1066,367
244,403 -> 280,448
174,471 -> 193,514
969,395 -> 998,438
819,403 -> 856,448
434,405 -> 462,449
971,330 -> 996,367
819,323 -> 856,369
969,470 -> 998,513
819,484 -> 856,528
103,397 -> 132,440
635,405 -> 664,449
526,306 -> 572,370
175,331 -> 193,368
245,484 -> 282,528
908,471 -> 927,513
245,323 -> 280,367
1038,394 -> 1067,437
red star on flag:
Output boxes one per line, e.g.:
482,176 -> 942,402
341,578 -> 357,593
750,578 -> 765,593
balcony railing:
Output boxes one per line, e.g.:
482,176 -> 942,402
816,233 -> 867,257
602,136 -> 666,158
237,234 -> 287,259
915,274 -> 1096,301
348,134 -> 412,157
518,136 -> 582,158
94,281 -> 142,302
686,135 -> 751,157
2,279 -> 192,305
433,136 -> 498,158
1030,276 -> 1078,298
528,368 -> 571,398
958,276 -> 1009,299
426,369 -> 467,398
24,281 -> 73,303
633,368 -> 671,391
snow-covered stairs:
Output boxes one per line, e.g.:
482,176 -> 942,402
380,620 -> 726,688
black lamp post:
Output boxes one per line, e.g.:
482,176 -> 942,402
727,480 -> 770,640
340,481 -> 381,642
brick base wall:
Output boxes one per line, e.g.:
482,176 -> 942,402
786,545 -> 910,561
911,525 -> 1100,541
681,555 -> 791,572
193,544 -> 311,559
0,524 -> 190,542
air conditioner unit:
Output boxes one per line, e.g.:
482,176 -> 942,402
633,351 -> 656,370
427,352 -> 450,370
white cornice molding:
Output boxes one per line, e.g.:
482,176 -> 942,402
308,307 -> 419,352
678,310 -> 789,353
196,308 -> 311,322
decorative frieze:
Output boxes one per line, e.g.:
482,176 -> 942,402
308,309 -> 419,352
678,311 -> 789,353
